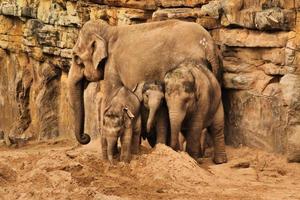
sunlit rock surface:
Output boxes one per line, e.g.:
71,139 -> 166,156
0,0 -> 299,161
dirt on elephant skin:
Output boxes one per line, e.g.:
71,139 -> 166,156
0,139 -> 299,200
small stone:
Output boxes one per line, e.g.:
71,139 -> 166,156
231,161 -> 250,169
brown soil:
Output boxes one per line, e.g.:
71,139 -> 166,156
0,139 -> 299,200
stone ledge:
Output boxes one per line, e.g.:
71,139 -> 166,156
212,28 -> 292,47
91,0 -> 210,10
223,71 -> 273,92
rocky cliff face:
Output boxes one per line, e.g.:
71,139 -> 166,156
0,0 -> 299,161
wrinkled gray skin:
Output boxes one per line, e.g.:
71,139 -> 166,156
102,87 -> 141,164
178,129 -> 207,157
67,19 -> 221,148
164,61 -> 227,164
133,81 -> 169,147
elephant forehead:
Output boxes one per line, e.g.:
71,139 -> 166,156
165,83 -> 183,93
142,80 -> 164,92
165,71 -> 193,83
106,107 -> 123,116
104,115 -> 124,127
73,37 -> 85,54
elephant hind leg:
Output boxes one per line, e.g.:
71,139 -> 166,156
208,102 -> 227,164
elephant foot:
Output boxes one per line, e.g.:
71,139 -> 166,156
102,153 -> 108,161
131,147 -> 139,155
120,155 -> 131,163
195,157 -> 204,164
213,153 -> 228,164
146,134 -> 156,148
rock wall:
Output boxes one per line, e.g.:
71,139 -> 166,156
0,0 -> 299,161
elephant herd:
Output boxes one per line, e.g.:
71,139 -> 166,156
67,19 -> 227,165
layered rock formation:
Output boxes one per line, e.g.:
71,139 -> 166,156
0,0 -> 299,161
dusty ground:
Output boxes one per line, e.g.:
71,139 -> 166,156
0,139 -> 300,200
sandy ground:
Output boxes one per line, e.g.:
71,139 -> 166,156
0,138 -> 300,200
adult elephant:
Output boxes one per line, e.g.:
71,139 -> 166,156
67,19 -> 223,158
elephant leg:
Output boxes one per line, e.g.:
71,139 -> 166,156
184,122 -> 202,160
101,135 -> 108,160
120,128 -> 133,163
178,132 -> 185,151
131,116 -> 141,154
155,107 -> 169,145
207,102 -> 227,164
199,129 -> 207,157
146,133 -> 156,148
113,142 -> 119,156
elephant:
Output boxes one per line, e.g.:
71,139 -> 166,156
102,87 -> 141,163
133,80 -> 169,147
67,19 -> 222,152
164,61 -> 227,164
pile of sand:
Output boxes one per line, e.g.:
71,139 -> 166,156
130,144 -> 212,187
0,139 -> 299,200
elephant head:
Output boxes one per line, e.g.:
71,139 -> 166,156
164,63 -> 199,149
67,20 -> 112,144
134,81 -> 164,133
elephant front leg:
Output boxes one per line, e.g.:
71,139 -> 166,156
131,116 -> 141,154
208,102 -> 227,164
199,129 -> 207,157
178,132 -> 185,151
184,126 -> 202,161
101,135 -> 108,160
155,107 -> 169,145
183,117 -> 203,161
120,128 -> 133,163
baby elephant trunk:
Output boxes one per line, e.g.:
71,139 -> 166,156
146,97 -> 162,133
107,136 -> 118,164
169,110 -> 185,150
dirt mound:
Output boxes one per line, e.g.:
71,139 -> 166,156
0,139 -> 299,200
131,144 -> 212,187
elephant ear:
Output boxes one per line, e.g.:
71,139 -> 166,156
123,106 -> 135,119
104,104 -> 112,114
91,34 -> 107,69
132,82 -> 144,102
189,66 -> 203,102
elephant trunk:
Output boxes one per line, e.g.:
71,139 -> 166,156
169,109 -> 185,150
68,78 -> 91,144
107,136 -> 118,164
146,98 -> 161,133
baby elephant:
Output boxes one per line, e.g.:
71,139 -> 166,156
164,61 -> 227,164
133,81 -> 169,147
102,87 -> 141,164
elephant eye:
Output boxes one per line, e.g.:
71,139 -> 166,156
91,41 -> 96,50
74,55 -> 83,66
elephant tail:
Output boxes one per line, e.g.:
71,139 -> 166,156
206,43 -> 223,85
